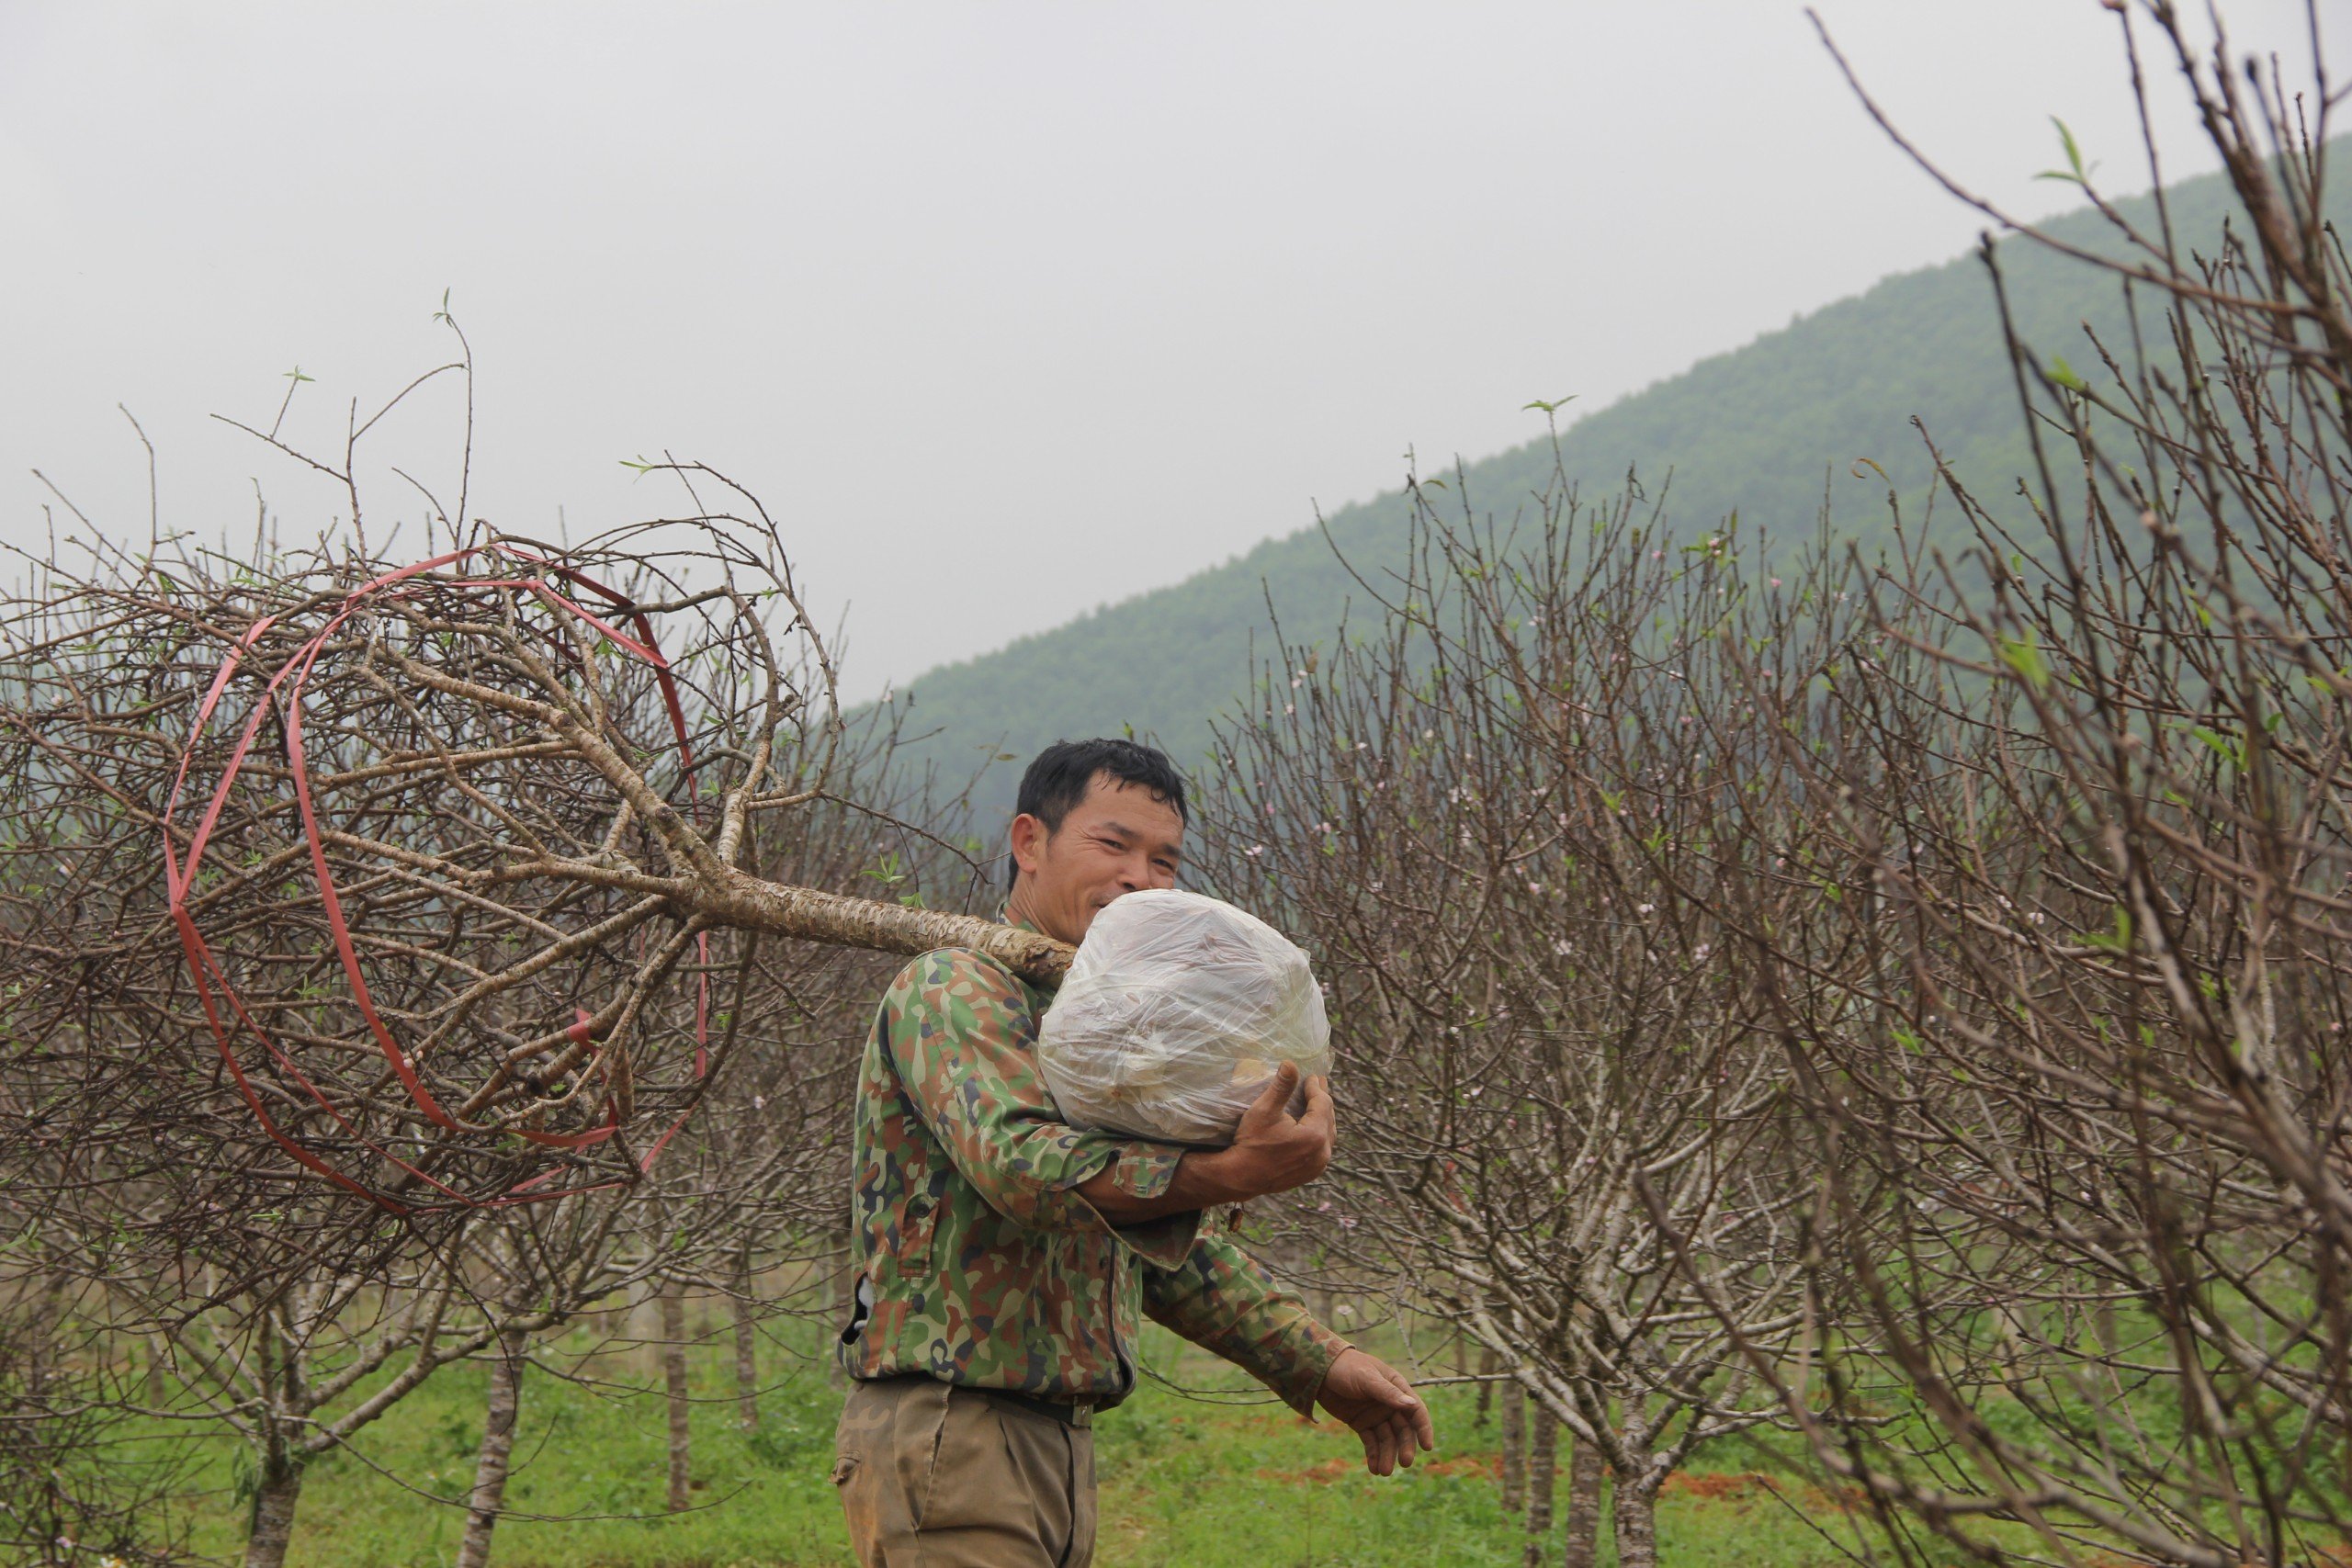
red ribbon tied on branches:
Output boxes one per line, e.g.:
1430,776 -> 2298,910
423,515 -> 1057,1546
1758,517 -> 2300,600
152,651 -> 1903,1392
159,547 -> 713,1213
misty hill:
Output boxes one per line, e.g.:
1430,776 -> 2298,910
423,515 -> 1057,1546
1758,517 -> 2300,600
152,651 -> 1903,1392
886,160 -> 2331,824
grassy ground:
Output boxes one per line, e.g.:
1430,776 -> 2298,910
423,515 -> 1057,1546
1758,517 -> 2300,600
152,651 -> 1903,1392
150,1321 -> 1883,1566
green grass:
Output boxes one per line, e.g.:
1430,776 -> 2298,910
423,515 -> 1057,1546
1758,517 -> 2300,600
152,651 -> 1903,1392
1089,1359 -> 1865,1568
149,1321 -> 1877,1566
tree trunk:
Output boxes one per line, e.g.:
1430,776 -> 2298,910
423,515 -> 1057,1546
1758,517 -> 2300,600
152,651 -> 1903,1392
456,1325 -> 528,1568
1476,1347 -> 1498,1427
1499,1378 -> 1526,1514
242,1454 -> 303,1568
1562,1431 -> 1603,1568
732,1250 -> 760,1433
662,1282 -> 692,1512
1522,1408 -> 1557,1566
698,871 -> 1074,982
1613,1475 -> 1660,1568
145,1333 -> 168,1404
243,1307 -> 305,1568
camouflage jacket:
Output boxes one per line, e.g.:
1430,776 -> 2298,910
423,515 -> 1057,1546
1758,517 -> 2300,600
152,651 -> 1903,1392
838,943 -> 1349,1415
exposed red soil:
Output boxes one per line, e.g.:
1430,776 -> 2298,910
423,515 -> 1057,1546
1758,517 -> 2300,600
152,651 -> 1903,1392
1663,1470 -> 1768,1501
1255,1456 -> 1358,1485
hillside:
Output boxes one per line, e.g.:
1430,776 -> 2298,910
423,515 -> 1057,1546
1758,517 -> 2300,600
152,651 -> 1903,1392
884,161 -> 2328,825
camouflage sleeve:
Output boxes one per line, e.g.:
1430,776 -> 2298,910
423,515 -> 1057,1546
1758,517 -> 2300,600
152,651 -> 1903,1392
886,948 -> 1189,1240
1142,1228 -> 1352,1418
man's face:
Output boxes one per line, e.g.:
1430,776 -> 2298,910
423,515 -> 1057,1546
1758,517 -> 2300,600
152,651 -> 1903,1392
1008,773 -> 1183,945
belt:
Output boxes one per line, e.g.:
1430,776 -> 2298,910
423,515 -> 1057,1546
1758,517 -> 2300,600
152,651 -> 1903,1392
870,1373 -> 1095,1427
982,1387 -> 1095,1428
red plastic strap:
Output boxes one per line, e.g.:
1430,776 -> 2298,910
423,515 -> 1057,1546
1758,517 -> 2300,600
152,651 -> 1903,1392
160,614 -> 277,902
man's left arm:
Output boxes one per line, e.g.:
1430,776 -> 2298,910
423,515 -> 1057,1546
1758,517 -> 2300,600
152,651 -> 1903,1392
1142,1230 -> 1435,1475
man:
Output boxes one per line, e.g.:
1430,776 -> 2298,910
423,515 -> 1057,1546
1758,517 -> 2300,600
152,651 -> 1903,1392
832,738 -> 1433,1565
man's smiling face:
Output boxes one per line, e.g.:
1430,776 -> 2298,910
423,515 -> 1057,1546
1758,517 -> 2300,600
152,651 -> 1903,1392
1007,773 -> 1184,946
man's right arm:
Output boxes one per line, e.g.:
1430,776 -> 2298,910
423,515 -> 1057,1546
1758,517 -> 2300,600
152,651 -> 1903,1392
1077,1065 -> 1333,1224
885,950 -> 1186,1235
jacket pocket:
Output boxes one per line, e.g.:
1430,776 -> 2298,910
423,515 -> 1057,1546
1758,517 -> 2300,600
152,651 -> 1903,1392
897,1188 -> 942,1277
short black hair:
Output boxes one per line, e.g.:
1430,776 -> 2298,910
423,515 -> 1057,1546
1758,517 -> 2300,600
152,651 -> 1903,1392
1008,738 -> 1189,888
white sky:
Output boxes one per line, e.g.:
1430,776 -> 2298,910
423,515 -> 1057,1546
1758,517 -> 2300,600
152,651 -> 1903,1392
0,1 -> 2328,698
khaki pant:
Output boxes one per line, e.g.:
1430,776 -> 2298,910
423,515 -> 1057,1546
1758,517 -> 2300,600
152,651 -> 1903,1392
832,1376 -> 1099,1567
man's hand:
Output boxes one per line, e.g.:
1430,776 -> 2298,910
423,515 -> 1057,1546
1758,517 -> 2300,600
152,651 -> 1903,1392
1210,1064 -> 1333,1198
1317,1348 -> 1435,1476
1076,1065 -> 1334,1225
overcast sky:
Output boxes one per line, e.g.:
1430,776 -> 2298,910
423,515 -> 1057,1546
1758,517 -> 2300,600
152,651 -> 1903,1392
0,2 -> 2327,697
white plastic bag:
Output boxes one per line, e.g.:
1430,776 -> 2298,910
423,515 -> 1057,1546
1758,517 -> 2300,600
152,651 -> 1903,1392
1037,887 -> 1331,1146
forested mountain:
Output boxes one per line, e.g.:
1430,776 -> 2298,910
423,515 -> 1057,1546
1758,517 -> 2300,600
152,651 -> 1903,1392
884,161 -> 2336,823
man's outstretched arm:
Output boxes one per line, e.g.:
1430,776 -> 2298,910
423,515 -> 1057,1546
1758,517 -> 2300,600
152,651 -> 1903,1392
1139,1227 -> 1435,1475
